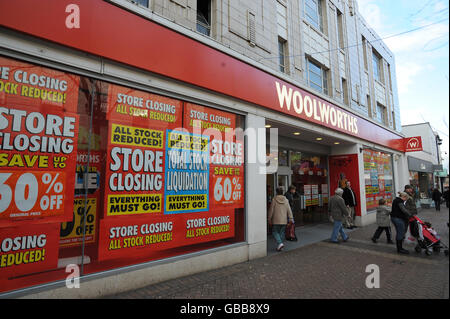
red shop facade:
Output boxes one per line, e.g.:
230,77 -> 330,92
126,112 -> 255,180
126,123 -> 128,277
0,0 -> 408,297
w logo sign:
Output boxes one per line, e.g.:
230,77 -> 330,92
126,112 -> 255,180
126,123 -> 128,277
404,136 -> 423,152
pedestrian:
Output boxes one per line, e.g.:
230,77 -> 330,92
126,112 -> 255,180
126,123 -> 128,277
404,185 -> 418,216
431,187 -> 442,211
390,192 -> 412,254
443,187 -> 449,208
328,188 -> 349,243
284,185 -> 297,210
268,187 -> 294,251
371,198 -> 393,244
342,180 -> 357,229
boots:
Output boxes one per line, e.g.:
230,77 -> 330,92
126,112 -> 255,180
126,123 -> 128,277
396,240 -> 409,254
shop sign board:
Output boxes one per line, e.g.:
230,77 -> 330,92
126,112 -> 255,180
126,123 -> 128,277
404,136 -> 423,152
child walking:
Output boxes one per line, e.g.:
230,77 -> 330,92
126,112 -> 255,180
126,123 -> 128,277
371,198 -> 394,244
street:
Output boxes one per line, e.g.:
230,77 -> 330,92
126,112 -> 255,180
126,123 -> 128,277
106,206 -> 449,299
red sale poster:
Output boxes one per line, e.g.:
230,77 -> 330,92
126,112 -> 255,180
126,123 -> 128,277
0,57 -> 80,227
97,210 -> 235,261
0,223 -> 60,277
106,83 -> 182,129
184,103 -> 244,210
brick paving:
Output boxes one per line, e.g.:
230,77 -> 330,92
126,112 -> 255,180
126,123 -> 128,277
106,207 -> 449,299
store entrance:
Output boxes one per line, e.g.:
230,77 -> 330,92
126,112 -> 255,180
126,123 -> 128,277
265,125 -> 332,226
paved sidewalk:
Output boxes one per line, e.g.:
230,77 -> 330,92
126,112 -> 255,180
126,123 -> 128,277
106,207 -> 449,299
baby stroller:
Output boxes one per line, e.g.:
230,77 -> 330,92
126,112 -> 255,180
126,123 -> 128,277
409,215 -> 449,256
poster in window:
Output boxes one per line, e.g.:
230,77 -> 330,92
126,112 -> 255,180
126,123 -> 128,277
0,57 -> 80,227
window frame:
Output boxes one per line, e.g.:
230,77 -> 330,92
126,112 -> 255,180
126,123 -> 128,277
306,58 -> 328,95
304,0 -> 323,32
372,50 -> 382,82
196,0 -> 211,37
278,37 -> 288,73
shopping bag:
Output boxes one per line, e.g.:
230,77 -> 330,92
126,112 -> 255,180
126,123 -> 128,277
404,227 -> 416,244
285,222 -> 297,241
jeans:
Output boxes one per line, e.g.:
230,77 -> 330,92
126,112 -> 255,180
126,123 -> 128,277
330,220 -> 348,242
391,217 -> 407,241
272,224 -> 286,245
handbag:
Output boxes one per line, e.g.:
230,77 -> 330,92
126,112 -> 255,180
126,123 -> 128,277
285,221 -> 297,241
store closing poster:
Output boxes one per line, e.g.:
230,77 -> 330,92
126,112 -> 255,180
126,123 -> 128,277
0,56 -> 80,276
98,86 -> 241,261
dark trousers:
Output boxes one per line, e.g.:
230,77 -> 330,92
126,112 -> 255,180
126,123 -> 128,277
434,200 -> 440,211
372,226 -> 392,241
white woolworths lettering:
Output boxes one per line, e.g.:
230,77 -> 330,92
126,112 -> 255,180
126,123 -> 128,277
275,81 -> 359,134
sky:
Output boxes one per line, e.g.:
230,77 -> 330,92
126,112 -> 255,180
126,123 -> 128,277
357,0 -> 449,171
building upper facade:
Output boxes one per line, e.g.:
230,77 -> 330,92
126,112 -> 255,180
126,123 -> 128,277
402,123 -> 443,165
121,0 -> 401,133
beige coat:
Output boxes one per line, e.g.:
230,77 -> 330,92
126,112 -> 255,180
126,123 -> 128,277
268,195 -> 294,225
376,205 -> 391,227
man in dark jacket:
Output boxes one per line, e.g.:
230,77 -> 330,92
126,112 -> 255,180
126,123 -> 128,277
443,187 -> 449,208
431,188 -> 442,211
284,185 -> 297,210
404,185 -> 418,215
342,181 -> 357,229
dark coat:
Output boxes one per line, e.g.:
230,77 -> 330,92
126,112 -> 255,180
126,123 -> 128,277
404,194 -> 417,216
443,190 -> 449,202
390,197 -> 410,222
432,190 -> 442,202
342,187 -> 357,207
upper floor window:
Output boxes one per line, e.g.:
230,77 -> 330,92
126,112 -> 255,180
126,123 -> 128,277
387,63 -> 393,91
362,36 -> 368,70
304,0 -> 323,32
336,10 -> 345,49
372,50 -> 382,82
197,0 -> 211,36
376,103 -> 386,125
133,0 -> 149,7
306,58 -> 328,95
278,38 -> 288,73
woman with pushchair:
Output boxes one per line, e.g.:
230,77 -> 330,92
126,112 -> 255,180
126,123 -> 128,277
390,192 -> 412,254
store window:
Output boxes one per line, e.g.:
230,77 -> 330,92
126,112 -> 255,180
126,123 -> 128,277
290,151 -> 328,224
363,149 -> 393,211
0,55 -> 245,294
